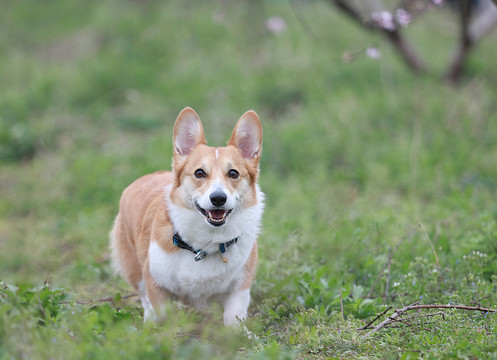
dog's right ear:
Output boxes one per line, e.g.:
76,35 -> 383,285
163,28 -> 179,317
173,107 -> 206,156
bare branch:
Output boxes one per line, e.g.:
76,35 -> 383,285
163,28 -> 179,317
469,3 -> 497,40
446,1 -> 497,83
330,0 -> 372,28
328,0 -> 425,72
445,0 -> 474,83
382,30 -> 425,72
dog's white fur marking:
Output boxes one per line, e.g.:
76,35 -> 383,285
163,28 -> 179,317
149,185 -> 264,312
165,184 -> 264,252
223,288 -> 251,325
139,280 -> 158,322
144,184 -> 264,321
215,148 -> 219,160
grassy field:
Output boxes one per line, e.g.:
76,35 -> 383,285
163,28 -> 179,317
1,0 -> 497,358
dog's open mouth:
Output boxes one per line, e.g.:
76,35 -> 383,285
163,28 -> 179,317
195,203 -> 232,227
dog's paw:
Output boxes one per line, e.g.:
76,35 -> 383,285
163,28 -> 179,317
143,308 -> 159,323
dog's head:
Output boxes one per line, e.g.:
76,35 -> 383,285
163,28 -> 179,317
170,107 -> 262,228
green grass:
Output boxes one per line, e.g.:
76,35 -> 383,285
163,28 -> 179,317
1,0 -> 497,358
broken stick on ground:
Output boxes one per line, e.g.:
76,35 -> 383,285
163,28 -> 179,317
360,302 -> 497,338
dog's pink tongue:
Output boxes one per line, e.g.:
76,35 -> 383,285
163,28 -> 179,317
209,210 -> 226,220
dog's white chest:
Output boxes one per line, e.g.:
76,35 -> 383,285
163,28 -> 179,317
148,240 -> 249,303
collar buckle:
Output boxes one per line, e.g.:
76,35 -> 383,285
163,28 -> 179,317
173,232 -> 238,262
194,250 -> 208,262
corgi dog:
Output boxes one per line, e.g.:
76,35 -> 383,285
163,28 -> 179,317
109,107 -> 264,325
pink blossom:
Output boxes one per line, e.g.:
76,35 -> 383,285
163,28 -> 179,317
372,11 -> 395,31
395,9 -> 411,27
366,47 -> 381,59
266,16 -> 287,34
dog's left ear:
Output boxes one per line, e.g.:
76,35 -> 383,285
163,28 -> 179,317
228,110 -> 263,160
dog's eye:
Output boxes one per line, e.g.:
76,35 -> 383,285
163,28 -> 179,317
228,169 -> 239,179
194,169 -> 206,178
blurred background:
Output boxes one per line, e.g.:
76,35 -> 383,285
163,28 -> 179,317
1,0 -> 497,357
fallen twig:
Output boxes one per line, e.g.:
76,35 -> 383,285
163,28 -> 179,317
399,311 -> 445,323
76,293 -> 138,305
394,317 -> 414,328
362,303 -> 497,338
406,304 -> 496,313
360,310 -> 446,330
358,306 -> 392,330
361,300 -> 419,334
471,294 -> 492,305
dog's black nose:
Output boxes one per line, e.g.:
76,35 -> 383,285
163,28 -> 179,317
210,191 -> 227,207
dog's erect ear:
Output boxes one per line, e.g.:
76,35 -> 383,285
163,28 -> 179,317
173,107 -> 206,156
228,110 -> 263,159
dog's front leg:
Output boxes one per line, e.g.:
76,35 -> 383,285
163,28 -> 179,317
142,260 -> 168,322
222,288 -> 251,326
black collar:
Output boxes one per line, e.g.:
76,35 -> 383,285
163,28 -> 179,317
172,232 -> 238,262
